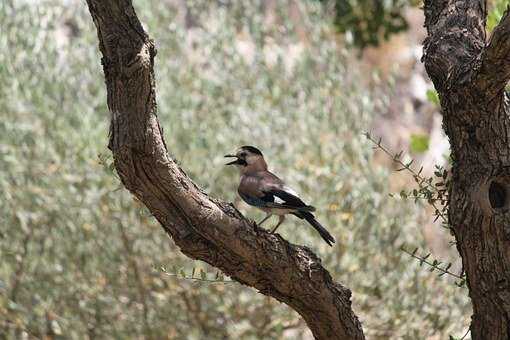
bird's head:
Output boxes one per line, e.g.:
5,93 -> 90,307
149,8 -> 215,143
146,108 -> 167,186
225,146 -> 267,173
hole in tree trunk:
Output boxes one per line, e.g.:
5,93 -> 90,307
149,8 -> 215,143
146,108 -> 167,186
489,181 -> 507,209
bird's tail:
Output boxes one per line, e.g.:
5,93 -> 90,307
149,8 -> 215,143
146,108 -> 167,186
294,211 -> 335,246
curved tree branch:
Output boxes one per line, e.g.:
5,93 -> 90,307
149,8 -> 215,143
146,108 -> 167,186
424,1 -> 510,339
85,1 -> 364,339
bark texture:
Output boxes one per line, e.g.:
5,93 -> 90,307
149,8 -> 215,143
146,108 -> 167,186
85,1 -> 365,339
423,1 -> 510,339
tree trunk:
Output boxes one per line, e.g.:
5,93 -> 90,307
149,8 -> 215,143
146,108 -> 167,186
84,1 -> 365,339
423,1 -> 510,339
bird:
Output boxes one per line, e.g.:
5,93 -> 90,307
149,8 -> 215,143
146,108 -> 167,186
225,146 -> 335,246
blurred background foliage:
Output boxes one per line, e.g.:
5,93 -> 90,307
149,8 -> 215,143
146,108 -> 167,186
0,0 -> 487,339
321,0 -> 506,49
319,0 -> 419,49
487,0 -> 509,32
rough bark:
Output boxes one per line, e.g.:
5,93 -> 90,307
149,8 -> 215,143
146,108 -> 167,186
84,1 -> 365,339
423,1 -> 510,339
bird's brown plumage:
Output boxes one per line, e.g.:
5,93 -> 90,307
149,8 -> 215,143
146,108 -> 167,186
226,146 -> 335,246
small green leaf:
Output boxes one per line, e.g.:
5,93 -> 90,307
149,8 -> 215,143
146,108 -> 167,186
426,89 -> 440,105
410,134 -> 430,154
487,0 -> 507,32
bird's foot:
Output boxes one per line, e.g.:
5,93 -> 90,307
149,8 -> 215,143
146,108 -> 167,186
270,216 -> 285,234
270,224 -> 281,234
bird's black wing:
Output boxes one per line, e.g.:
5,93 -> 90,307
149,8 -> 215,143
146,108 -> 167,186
259,172 -> 315,211
238,171 -> 315,211
266,188 -> 315,211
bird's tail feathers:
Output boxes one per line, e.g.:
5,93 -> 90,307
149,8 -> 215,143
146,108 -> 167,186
297,211 -> 335,246
298,205 -> 316,212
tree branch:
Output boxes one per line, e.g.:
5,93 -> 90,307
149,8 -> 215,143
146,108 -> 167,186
422,1 -> 510,339
477,6 -> 510,96
84,1 -> 364,339
423,0 -> 486,93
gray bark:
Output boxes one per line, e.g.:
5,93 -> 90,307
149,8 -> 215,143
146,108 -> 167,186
423,1 -> 510,339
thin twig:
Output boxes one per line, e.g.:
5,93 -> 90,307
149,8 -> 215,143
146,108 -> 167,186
365,132 -> 449,225
162,272 -> 235,284
401,247 -> 463,280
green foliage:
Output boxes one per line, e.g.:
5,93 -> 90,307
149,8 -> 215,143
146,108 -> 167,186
319,0 -> 416,48
400,246 -> 466,285
367,133 -> 471,338
487,0 -> 508,33
409,134 -> 430,154
160,266 -> 233,284
0,0 -> 470,339
426,89 -> 440,106
368,133 -> 449,228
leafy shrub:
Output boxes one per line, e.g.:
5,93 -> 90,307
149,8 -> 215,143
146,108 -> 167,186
318,0 -> 418,48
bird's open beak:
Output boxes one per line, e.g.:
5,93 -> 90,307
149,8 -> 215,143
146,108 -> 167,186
224,154 -> 240,165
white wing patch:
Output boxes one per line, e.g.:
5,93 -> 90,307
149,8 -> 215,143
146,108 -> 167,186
283,186 -> 299,197
274,196 -> 285,204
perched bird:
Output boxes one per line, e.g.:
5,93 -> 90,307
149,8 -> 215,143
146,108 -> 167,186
225,146 -> 335,246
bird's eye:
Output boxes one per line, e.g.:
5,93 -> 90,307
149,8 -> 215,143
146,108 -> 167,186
239,152 -> 247,158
